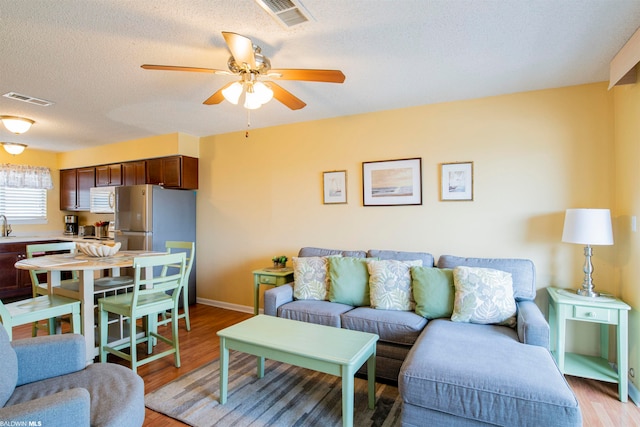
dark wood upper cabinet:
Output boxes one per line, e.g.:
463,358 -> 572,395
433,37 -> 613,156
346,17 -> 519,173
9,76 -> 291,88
146,156 -> 198,189
122,161 -> 146,186
95,164 -> 122,187
60,167 -> 95,211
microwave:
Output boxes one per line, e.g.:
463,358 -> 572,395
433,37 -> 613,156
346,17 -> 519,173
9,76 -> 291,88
89,186 -> 116,213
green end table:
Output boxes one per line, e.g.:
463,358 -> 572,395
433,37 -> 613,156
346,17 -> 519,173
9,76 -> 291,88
547,286 -> 630,402
253,267 -> 294,315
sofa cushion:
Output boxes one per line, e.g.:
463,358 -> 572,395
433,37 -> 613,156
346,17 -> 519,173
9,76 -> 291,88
367,249 -> 434,267
298,247 -> 366,258
400,319 -> 581,427
7,363 -> 145,427
452,266 -> 516,327
328,257 -> 373,306
341,307 -> 427,346
437,255 -> 536,301
292,256 -> 333,300
411,267 -> 454,319
0,327 -> 17,407
278,300 -> 354,327
368,259 -> 422,310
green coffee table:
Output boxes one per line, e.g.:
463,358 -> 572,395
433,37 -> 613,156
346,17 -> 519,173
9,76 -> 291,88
217,315 -> 379,427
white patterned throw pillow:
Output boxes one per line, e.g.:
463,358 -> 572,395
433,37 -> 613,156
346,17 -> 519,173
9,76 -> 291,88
368,259 -> 422,310
451,266 -> 516,327
292,256 -> 334,300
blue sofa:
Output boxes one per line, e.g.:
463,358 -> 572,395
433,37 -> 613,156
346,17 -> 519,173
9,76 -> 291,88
264,247 -> 582,426
0,327 -> 144,427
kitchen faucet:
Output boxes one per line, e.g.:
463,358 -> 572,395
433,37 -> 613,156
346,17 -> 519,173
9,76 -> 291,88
0,215 -> 10,237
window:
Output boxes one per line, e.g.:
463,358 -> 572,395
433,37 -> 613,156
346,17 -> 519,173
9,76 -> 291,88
0,187 -> 48,224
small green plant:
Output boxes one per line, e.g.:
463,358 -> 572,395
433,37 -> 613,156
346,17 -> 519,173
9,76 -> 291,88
272,255 -> 288,264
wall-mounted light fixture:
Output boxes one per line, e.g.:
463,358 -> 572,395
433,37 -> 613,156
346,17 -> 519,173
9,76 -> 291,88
1,142 -> 28,155
0,116 -> 35,134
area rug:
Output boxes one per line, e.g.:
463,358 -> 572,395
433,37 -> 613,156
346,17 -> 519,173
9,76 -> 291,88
145,351 -> 402,426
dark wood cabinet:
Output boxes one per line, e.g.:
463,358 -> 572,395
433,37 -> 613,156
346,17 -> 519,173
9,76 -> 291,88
0,240 -> 57,301
146,156 -> 198,189
60,167 -> 95,211
96,164 -> 122,186
122,161 -> 146,185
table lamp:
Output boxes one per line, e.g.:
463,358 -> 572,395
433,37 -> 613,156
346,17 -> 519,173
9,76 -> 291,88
561,208 -> 613,297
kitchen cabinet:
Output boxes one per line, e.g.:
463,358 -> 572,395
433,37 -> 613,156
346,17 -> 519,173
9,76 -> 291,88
146,155 -> 198,189
60,167 -> 95,211
96,164 -> 122,186
0,240 -> 57,301
122,161 -> 146,185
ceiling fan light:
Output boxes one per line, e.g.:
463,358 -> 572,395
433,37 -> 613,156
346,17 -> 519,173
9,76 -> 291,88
1,116 -> 34,134
253,82 -> 273,104
1,142 -> 27,155
244,91 -> 263,110
221,82 -> 243,105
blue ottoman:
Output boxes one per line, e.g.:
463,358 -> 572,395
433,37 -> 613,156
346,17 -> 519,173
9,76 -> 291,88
399,319 -> 582,426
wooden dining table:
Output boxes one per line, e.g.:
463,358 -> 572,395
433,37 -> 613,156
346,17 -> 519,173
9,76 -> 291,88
15,250 -> 164,365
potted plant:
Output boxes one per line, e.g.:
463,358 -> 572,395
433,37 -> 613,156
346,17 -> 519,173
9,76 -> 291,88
272,255 -> 288,269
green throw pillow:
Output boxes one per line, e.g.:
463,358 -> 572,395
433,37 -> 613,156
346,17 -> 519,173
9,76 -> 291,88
411,267 -> 454,319
328,257 -> 373,306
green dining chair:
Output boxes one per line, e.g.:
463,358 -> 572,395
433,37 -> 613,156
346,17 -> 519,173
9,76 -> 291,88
26,242 -> 81,336
98,252 -> 186,373
157,241 -> 195,331
0,294 -> 81,340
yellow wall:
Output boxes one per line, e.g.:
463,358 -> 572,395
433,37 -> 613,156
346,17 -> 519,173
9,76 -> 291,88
57,132 -> 198,169
614,82 -> 640,390
0,148 -> 63,233
197,83 -> 616,331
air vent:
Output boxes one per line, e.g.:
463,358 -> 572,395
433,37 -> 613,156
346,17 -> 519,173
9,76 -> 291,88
255,0 -> 312,27
3,92 -> 55,107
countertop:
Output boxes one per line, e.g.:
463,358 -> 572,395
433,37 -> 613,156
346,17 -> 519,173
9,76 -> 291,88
0,234 -> 115,244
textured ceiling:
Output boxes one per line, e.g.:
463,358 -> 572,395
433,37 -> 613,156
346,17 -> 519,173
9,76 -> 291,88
1,0 -> 640,152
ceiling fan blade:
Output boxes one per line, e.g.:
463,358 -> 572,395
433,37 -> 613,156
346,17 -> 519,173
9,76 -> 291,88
269,69 -> 346,83
141,64 -> 225,73
222,32 -> 256,69
268,82 -> 306,110
203,82 -> 235,105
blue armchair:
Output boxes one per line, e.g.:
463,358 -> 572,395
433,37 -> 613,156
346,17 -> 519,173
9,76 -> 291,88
0,326 -> 144,427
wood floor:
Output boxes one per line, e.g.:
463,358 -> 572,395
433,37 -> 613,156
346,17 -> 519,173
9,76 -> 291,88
11,304 -> 640,426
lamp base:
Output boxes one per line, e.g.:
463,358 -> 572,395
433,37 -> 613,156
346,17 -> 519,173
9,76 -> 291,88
577,288 -> 599,297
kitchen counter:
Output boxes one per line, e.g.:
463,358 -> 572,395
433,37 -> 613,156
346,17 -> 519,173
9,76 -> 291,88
0,234 -> 115,244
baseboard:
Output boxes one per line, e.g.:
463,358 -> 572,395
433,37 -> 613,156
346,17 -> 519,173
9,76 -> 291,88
195,297 -> 254,314
629,377 -> 640,406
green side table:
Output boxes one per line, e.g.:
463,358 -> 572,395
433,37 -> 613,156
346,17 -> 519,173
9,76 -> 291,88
547,286 -> 630,402
253,267 -> 294,315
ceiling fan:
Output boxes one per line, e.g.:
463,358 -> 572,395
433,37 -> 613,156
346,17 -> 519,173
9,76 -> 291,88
141,31 -> 345,111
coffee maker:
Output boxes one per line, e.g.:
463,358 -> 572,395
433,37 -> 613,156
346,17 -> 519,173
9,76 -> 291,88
64,215 -> 78,235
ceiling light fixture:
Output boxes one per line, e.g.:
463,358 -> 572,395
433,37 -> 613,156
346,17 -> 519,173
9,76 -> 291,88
0,116 -> 35,134
221,73 -> 274,110
1,142 -> 28,155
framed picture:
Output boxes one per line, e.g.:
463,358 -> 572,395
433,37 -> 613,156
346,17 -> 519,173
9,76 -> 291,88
441,161 -> 473,201
323,170 -> 347,204
362,158 -> 422,206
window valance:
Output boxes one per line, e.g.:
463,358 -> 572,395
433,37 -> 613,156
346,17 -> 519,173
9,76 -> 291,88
0,164 -> 53,189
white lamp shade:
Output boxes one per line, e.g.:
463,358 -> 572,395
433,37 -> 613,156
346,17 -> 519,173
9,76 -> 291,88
221,82 -> 243,105
562,208 -> 613,245
243,91 -> 263,110
1,116 -> 34,134
2,142 -> 27,155
252,82 -> 273,104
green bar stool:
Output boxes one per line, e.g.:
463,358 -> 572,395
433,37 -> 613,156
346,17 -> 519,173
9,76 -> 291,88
98,252 -> 186,373
157,241 -> 195,331
0,294 -> 81,340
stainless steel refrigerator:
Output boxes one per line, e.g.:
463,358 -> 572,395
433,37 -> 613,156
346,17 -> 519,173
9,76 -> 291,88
115,184 -> 197,305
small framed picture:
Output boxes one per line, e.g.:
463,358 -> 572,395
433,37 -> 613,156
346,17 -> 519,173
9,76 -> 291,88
323,170 -> 347,204
441,161 -> 473,201
362,158 -> 422,206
